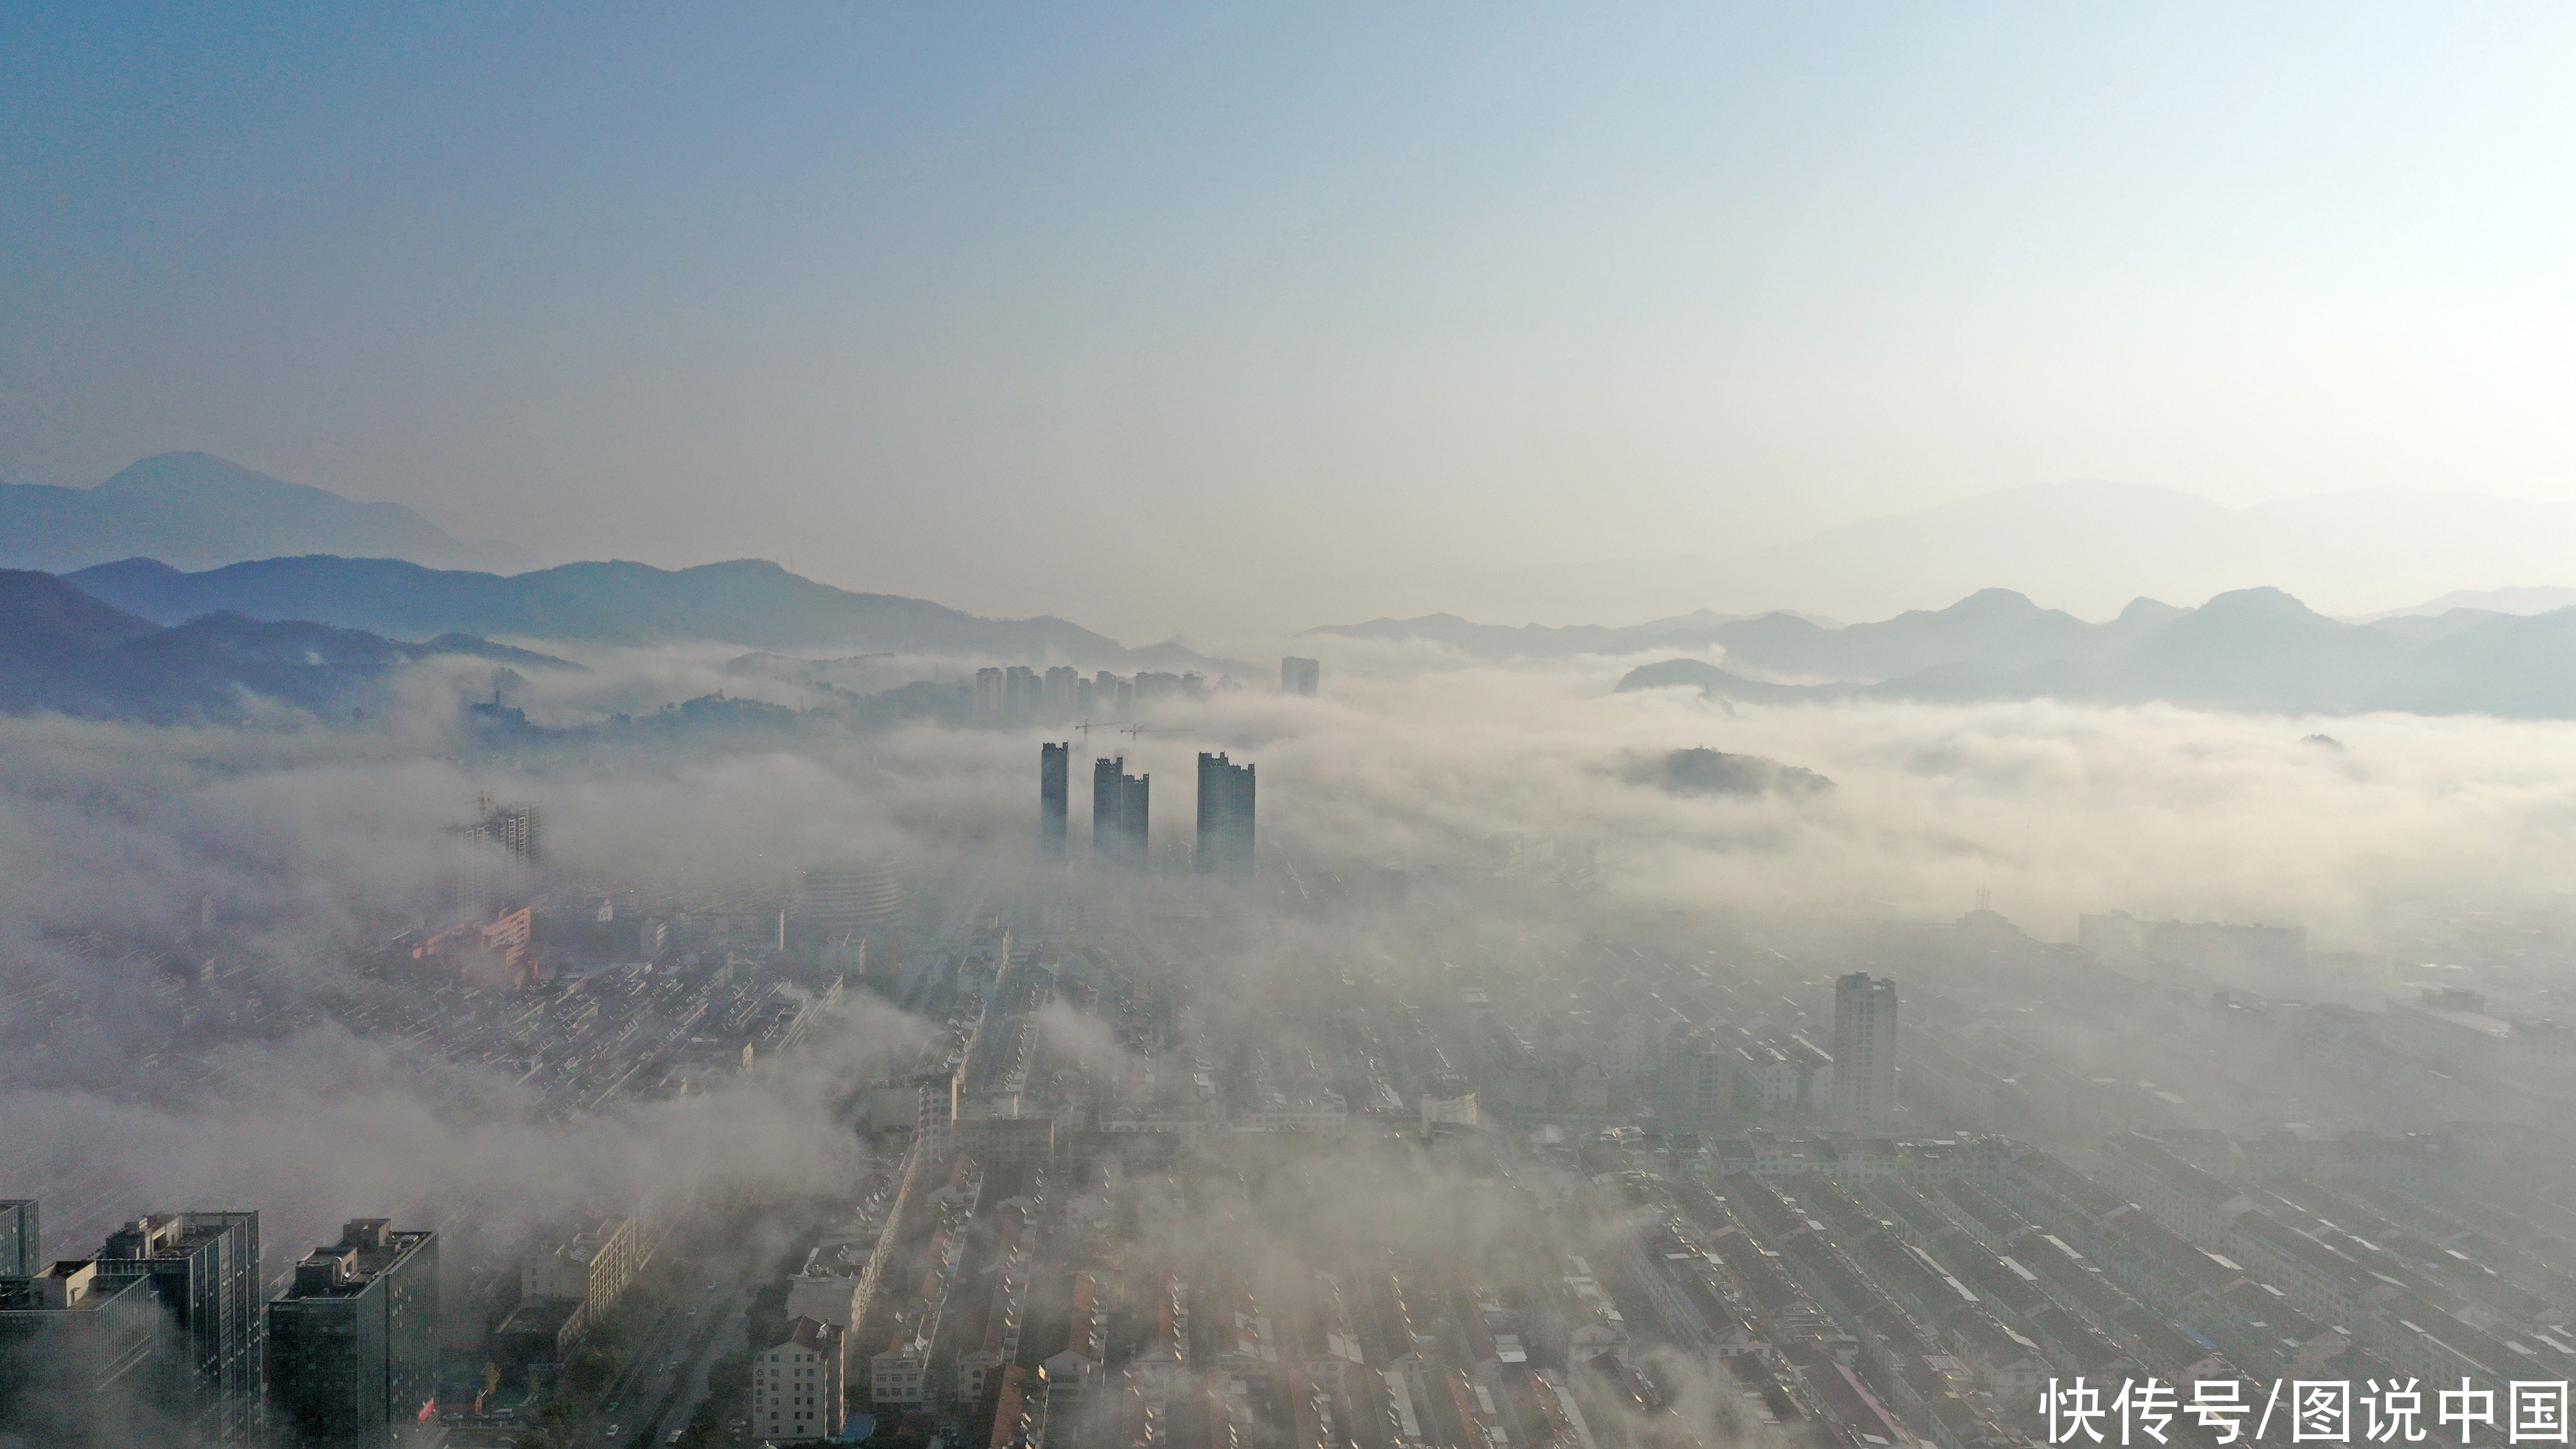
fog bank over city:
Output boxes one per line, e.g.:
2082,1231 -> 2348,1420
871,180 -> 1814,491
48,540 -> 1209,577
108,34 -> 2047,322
15,647 -> 2569,957
7,639 -> 2565,1251
11,628 -> 2576,1447
9,6 -> 2576,1449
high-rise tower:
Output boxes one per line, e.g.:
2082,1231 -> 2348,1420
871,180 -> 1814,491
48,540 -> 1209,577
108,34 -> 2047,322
1039,743 -> 1070,858
1195,752 -> 1255,876
1092,757 -> 1149,869
0,1252 -> 166,1447
1831,973 -> 1899,1126
1281,657 -> 1320,696
1003,665 -> 1038,718
267,1220 -> 440,1449
93,1211 -> 263,1445
0,1202 -> 32,1278
461,800 -> 540,863
1041,667 -> 1080,716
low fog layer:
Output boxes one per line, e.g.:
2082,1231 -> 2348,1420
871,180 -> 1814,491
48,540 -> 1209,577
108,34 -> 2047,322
11,644 -> 2570,987
7,637 -> 2576,1447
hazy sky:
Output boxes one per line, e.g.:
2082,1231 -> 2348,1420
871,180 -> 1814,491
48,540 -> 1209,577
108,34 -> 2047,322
4,4 -> 2571,637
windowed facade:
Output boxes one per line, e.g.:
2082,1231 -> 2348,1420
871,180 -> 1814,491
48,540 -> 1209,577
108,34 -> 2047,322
754,1318 -> 845,1443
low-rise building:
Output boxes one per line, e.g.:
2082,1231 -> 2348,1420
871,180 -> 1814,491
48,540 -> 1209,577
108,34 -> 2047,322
520,1210 -> 655,1344
755,1316 -> 846,1443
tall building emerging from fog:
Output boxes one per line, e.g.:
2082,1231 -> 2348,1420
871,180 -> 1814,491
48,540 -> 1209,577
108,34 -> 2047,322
267,1220 -> 440,1449
463,801 -> 540,863
1039,743 -> 1070,857
0,1203 -> 32,1278
0,1253 -> 166,1448
802,861 -> 902,935
1281,657 -> 1319,696
1832,973 -> 1899,1126
92,1212 -> 263,1446
445,799 -> 541,909
1093,757 -> 1149,869
1195,752 -> 1255,876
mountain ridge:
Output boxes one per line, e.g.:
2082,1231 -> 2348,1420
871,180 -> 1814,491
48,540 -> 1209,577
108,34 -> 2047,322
1418,479 -> 2576,625
66,554 -> 1244,672
0,451 -> 522,574
0,570 -> 570,722
1611,586 -> 2576,718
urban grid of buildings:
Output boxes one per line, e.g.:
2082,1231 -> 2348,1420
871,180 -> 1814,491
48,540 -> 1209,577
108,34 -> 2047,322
10,712 -> 2576,1449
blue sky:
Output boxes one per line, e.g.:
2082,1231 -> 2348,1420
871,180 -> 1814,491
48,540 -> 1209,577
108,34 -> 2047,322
3,3 -> 2570,634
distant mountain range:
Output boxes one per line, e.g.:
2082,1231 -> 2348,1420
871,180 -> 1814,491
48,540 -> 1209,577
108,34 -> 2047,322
20,550 -> 2576,721
2362,586 -> 2576,620
1706,480 -> 2576,621
1402,480 -> 2576,625
0,570 -> 568,723
0,452 -> 523,574
1609,587 -> 2576,717
26,452 -> 2568,641
66,555 -> 1239,671
1307,609 -> 1777,658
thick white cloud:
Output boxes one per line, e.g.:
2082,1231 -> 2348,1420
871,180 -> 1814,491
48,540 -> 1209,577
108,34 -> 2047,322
5,645 -> 2569,1293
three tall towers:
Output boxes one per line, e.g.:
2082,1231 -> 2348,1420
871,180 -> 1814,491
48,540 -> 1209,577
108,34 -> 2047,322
1044,744 -> 1253,875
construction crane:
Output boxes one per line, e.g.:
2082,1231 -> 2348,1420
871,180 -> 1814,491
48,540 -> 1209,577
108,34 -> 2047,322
1069,720 -> 1185,738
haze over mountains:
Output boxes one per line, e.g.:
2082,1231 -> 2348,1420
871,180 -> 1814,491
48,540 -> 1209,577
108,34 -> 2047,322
10,449 -> 2576,722
2364,586 -> 2576,620
66,555 -> 1235,671
0,569 -> 566,722
1305,585 -> 2554,663
0,451 -> 525,574
1408,480 -> 2576,627
21,545 -> 2576,724
1308,609 -> 1778,659
11,454 -> 2576,632
1607,587 -> 2576,718
1734,481 -> 2576,621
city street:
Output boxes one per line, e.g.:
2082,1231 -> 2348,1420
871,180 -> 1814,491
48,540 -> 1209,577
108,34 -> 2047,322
582,1268 -> 758,1449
